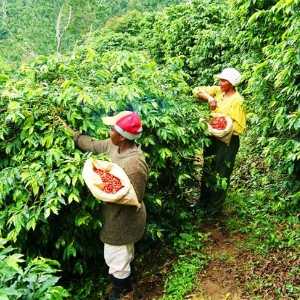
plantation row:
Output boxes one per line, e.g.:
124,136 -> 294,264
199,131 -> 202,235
0,0 -> 299,298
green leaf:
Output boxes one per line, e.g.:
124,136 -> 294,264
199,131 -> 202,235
4,254 -> 24,272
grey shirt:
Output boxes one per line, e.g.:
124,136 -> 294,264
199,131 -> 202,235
75,135 -> 148,245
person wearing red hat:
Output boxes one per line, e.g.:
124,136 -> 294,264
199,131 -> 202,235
60,111 -> 148,300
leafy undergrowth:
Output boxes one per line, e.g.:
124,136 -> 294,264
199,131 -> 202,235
0,238 -> 69,300
242,250 -> 299,299
129,225 -> 209,300
155,226 -> 209,300
161,253 -> 208,300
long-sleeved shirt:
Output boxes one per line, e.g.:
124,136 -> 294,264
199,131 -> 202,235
194,86 -> 246,135
75,135 -> 149,245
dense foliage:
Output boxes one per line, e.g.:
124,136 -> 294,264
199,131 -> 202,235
0,238 -> 68,300
0,33 -> 208,298
0,0 -> 180,64
0,0 -> 299,298
225,0 -> 300,255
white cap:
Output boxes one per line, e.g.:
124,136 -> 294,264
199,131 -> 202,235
216,68 -> 242,86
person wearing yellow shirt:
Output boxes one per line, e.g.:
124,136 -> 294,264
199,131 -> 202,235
194,68 -> 246,218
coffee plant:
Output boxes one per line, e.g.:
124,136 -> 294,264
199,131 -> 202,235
0,34 -> 208,283
0,238 -> 68,300
0,0 -> 299,298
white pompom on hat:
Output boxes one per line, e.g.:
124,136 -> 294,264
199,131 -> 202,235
216,68 -> 242,86
102,111 -> 143,140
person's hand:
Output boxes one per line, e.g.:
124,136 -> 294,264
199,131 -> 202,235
192,87 -> 201,98
208,96 -> 217,110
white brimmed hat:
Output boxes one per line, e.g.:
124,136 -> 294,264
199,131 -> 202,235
216,68 -> 242,86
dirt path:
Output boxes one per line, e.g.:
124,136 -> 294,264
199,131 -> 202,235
134,223 -> 298,300
185,224 -> 246,300
185,224 -> 299,300
136,225 -> 248,300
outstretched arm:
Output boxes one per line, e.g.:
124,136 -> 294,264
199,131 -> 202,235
56,116 -> 110,154
193,86 -> 218,110
74,134 -> 110,154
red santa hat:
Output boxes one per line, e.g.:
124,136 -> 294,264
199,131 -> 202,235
102,111 -> 143,140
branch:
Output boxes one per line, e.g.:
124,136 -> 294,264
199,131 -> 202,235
1,0 -> 7,20
56,3 -> 72,55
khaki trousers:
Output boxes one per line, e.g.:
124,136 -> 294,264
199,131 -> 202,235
104,243 -> 134,279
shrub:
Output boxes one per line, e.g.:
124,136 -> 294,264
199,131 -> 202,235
0,238 -> 68,300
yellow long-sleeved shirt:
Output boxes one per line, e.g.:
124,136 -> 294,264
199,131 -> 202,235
195,86 -> 246,135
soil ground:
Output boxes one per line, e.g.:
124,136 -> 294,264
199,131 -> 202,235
185,224 -> 246,300
185,224 -> 299,300
136,223 -> 299,300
